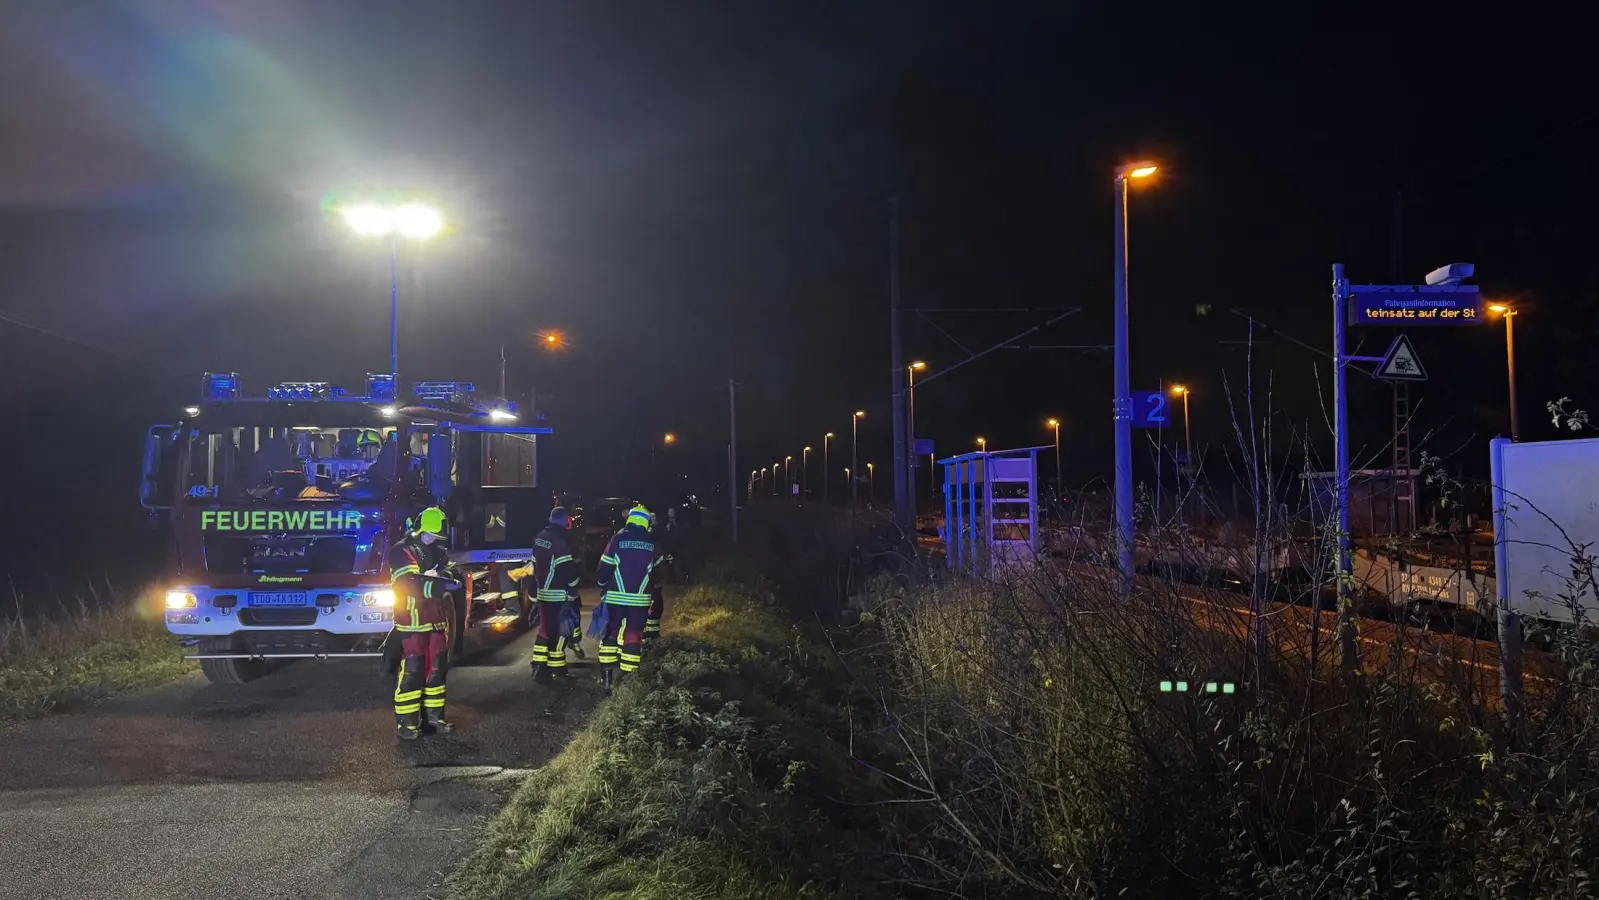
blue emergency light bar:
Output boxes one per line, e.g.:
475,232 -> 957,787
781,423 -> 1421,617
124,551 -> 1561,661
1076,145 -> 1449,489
268,382 -> 329,400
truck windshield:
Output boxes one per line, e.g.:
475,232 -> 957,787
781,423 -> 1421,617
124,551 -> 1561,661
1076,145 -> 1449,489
183,425 -> 399,503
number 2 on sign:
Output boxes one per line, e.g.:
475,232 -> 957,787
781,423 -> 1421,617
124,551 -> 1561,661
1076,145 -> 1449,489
1131,390 -> 1168,428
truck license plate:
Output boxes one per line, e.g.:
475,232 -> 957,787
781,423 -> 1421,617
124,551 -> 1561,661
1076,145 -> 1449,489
252,592 -> 308,607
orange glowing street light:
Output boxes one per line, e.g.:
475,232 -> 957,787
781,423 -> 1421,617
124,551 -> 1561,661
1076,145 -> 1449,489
1046,418 -> 1061,488
1169,385 -> 1193,471
977,436 -> 987,450
1489,303 -> 1521,440
663,433 -> 676,444
850,411 -> 866,503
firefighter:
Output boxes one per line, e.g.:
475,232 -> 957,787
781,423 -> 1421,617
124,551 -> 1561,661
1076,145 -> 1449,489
509,507 -> 582,682
594,504 -> 663,694
389,506 -> 459,741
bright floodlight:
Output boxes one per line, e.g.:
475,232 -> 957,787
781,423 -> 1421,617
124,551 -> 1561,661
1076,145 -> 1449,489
184,406 -> 200,417
342,203 -> 393,236
489,409 -> 516,421
394,203 -> 442,240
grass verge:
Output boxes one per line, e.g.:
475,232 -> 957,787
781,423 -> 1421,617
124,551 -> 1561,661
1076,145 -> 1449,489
1,591 -> 193,720
447,559 -> 890,900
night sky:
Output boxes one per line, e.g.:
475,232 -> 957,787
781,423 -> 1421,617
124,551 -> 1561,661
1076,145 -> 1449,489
0,1 -> 1592,579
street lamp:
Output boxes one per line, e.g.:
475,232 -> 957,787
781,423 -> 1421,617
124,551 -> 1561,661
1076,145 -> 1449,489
823,433 -> 835,503
802,446 -> 812,496
908,361 -> 926,515
867,462 -> 874,500
1488,304 -> 1521,440
774,462 -> 782,496
977,436 -> 987,451
1112,160 -> 1158,595
851,411 -> 866,503
1169,385 -> 1193,472
785,455 -> 793,500
663,433 -> 676,445
339,201 -> 443,380
1046,418 -> 1061,492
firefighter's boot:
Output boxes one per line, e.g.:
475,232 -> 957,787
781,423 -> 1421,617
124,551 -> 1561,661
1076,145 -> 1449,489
531,661 -> 551,683
397,723 -> 422,742
425,709 -> 454,734
601,668 -> 616,696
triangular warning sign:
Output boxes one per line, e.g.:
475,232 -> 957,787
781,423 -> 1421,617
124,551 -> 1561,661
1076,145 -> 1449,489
1377,334 -> 1427,381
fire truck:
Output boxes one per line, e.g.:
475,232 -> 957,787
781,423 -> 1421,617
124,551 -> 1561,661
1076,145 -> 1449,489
139,372 -> 554,684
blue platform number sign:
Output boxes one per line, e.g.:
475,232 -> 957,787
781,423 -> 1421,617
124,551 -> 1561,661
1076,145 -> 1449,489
1131,390 -> 1169,429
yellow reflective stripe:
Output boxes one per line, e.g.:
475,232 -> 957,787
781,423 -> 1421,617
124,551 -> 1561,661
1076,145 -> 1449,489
394,702 -> 422,714
600,554 -> 620,566
391,564 -> 420,581
424,581 -> 434,599
394,690 -> 423,702
605,592 -> 652,606
423,685 -> 446,696
550,555 -> 573,565
422,698 -> 446,708
536,589 -> 570,601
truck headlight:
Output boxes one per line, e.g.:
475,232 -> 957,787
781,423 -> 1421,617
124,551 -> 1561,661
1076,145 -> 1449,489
362,589 -> 396,608
165,591 -> 197,610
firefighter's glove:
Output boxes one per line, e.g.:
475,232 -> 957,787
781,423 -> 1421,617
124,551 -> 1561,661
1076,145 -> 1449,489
506,565 -> 534,581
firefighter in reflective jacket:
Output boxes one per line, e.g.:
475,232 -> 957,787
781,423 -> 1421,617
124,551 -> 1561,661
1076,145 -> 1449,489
389,506 -> 459,741
594,505 -> 663,693
508,507 -> 581,682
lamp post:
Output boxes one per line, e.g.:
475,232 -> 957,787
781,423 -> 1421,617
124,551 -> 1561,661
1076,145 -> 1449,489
908,361 -> 926,515
1489,304 -> 1521,440
823,433 -> 834,503
977,436 -> 987,451
1112,160 -> 1158,596
1169,385 -> 1192,470
867,462 -> 875,500
784,455 -> 793,501
851,411 -> 865,503
339,201 -> 443,380
774,462 -> 781,496
802,446 -> 812,497
1046,418 -> 1061,493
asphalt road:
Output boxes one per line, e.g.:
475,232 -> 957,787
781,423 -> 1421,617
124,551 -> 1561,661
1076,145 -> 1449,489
0,588 -> 605,900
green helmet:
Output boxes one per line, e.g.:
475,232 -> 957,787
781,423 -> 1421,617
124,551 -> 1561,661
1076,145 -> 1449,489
416,506 -> 447,536
625,504 -> 653,530
358,429 -> 382,447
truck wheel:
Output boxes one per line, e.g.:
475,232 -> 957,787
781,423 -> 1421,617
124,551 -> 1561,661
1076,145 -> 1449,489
199,656 -> 265,685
